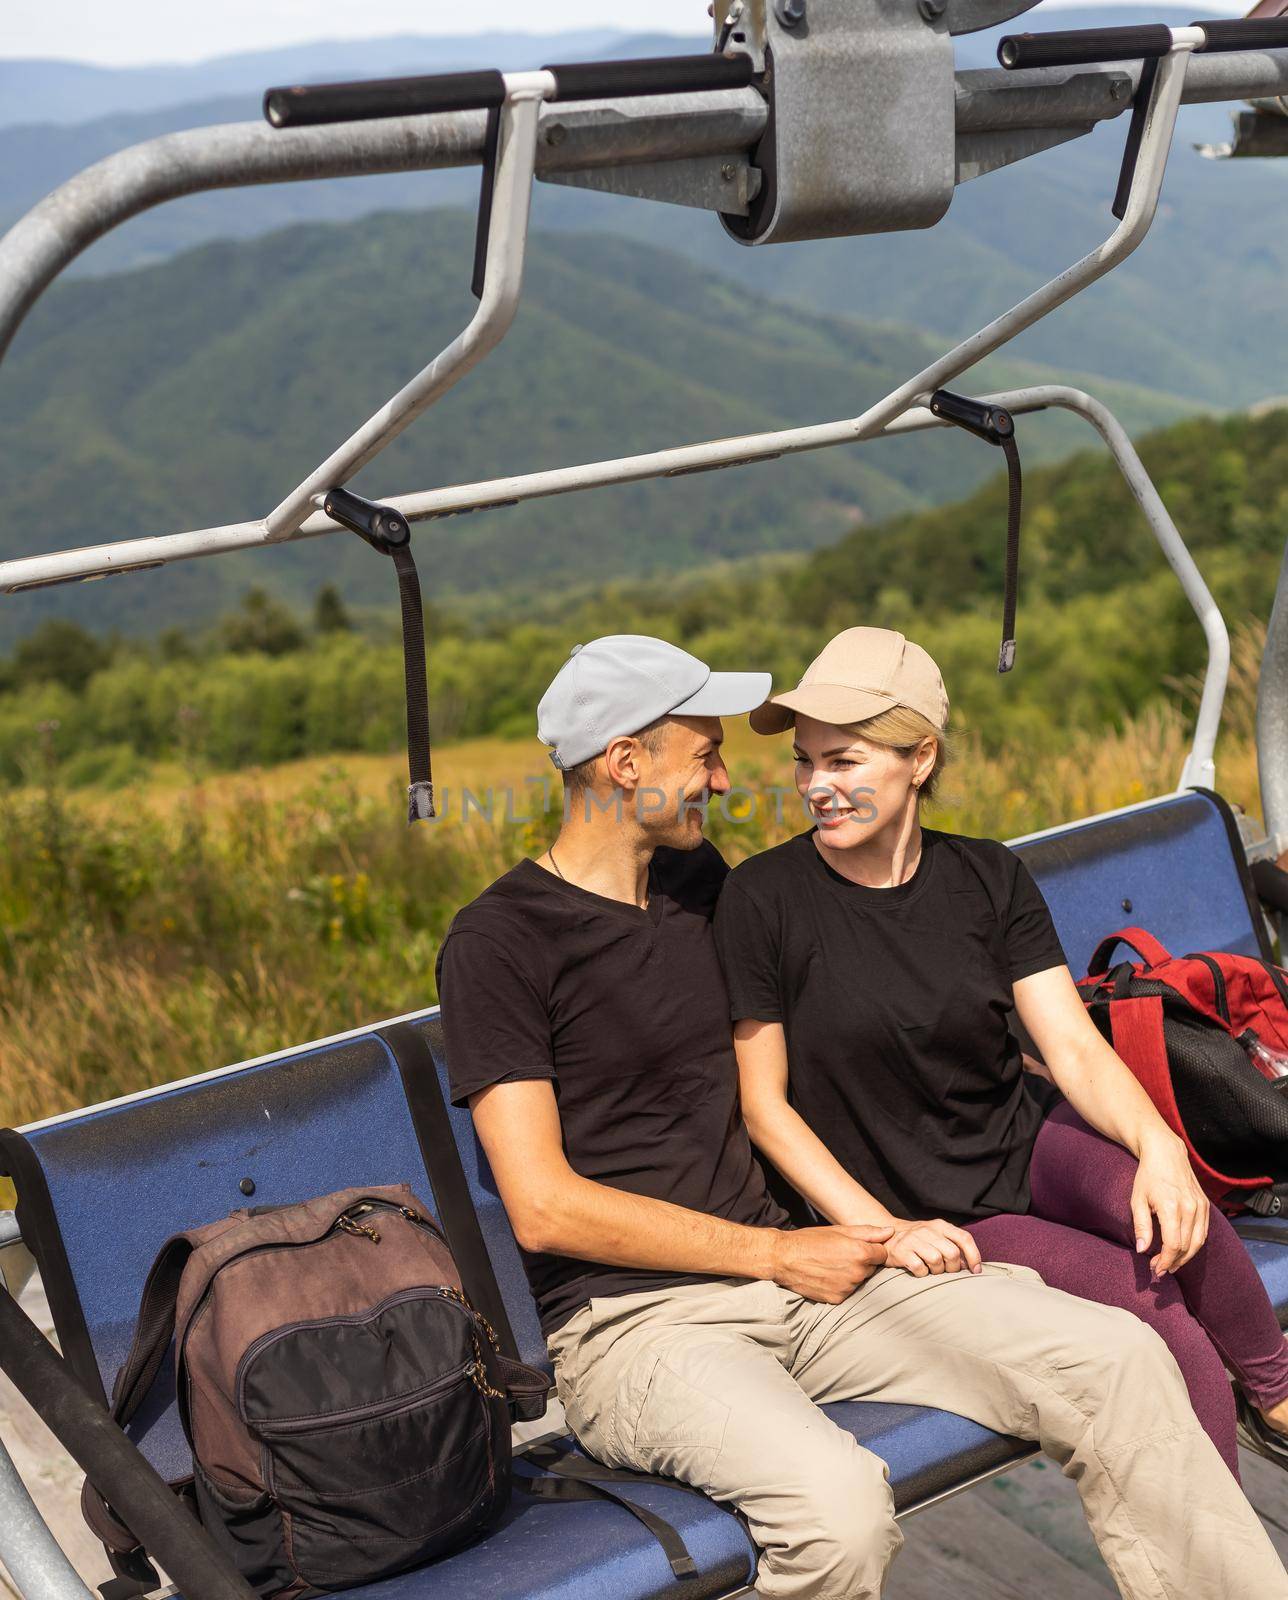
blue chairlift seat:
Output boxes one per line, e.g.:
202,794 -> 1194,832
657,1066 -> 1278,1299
1009,786 -> 1272,973
1,785 -> 1284,1600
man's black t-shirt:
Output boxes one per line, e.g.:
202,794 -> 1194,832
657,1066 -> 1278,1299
435,841 -> 787,1338
712,827 -> 1068,1226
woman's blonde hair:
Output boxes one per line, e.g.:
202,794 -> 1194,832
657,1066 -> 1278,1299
841,704 -> 953,805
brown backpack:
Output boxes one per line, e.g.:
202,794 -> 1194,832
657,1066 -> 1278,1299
83,1184 -> 549,1597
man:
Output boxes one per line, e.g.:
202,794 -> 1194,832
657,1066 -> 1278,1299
436,633 -> 1287,1600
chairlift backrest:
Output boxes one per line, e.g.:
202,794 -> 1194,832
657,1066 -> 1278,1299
0,1016 -> 545,1489
1,783 -> 1270,1494
1011,788 -> 1272,972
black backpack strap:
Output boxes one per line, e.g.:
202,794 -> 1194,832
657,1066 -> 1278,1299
495,1352 -> 553,1412
517,1443 -> 704,1578
377,1021 -> 521,1363
83,1233 -> 195,1555
515,1477 -> 697,1579
108,1234 -> 195,1428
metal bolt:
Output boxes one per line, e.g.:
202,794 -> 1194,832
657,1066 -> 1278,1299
1121,898 -> 1133,913
546,123 -> 567,147
240,1177 -> 256,1196
1109,78 -> 1127,101
721,163 -> 737,181
774,0 -> 806,28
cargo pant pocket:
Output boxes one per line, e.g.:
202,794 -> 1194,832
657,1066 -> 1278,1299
617,1351 -> 732,1484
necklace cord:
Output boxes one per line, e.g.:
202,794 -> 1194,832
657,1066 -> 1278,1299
544,844 -> 649,910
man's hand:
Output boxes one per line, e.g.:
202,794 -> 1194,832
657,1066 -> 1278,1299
769,1225 -> 894,1303
884,1219 -> 983,1278
1131,1131 -> 1209,1275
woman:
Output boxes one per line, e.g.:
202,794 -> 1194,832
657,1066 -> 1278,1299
713,625 -> 1288,1478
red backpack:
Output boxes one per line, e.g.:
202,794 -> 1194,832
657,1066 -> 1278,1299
1075,927 -> 1288,1216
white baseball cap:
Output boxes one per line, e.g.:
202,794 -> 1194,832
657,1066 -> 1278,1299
537,635 -> 771,770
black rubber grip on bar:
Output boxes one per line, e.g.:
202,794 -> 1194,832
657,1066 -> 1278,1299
998,24 -> 1175,69
1192,17 -> 1288,51
264,69 -> 505,128
540,53 -> 756,102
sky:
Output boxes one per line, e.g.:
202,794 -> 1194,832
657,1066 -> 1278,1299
1,0 -> 1247,66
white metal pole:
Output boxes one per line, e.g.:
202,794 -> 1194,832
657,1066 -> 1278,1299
263,72 -> 553,541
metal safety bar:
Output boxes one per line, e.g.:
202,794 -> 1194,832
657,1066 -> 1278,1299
1260,542 -> 1288,859
0,31 -> 1275,813
3,50 -> 1288,368
0,1425 -> 95,1600
0,45 -> 1195,585
266,72 -> 551,539
263,53 -> 759,128
0,1281 -> 258,1600
0,46 -> 1223,795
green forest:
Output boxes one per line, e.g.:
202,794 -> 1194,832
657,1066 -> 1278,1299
5,352 -> 1280,1132
2,403 -> 1282,791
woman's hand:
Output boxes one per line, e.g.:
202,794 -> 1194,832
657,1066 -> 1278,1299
1131,1132 -> 1209,1275
884,1218 -> 983,1277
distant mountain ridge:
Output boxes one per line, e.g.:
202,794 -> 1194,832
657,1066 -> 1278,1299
0,6 -> 1275,645
3,9 -> 1282,415
0,31 -> 700,129
0,7 -> 1250,131
0,210 -> 1191,645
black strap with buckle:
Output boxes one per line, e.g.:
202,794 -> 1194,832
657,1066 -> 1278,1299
323,487 -> 435,822
928,389 -> 1024,675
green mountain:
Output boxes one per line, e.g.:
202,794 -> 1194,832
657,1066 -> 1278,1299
3,404 -> 1280,784
0,209 -> 1193,645
3,14 -> 1281,415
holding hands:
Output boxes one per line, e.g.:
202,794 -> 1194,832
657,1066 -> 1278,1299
884,1218 -> 983,1277
770,1224 -> 894,1303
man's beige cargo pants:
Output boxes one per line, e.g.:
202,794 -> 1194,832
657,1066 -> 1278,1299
548,1263 -> 1288,1600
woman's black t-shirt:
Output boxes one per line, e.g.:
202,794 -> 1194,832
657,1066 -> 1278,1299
712,827 -> 1068,1225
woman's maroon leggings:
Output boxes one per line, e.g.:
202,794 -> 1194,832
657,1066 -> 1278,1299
966,1100 -> 1288,1479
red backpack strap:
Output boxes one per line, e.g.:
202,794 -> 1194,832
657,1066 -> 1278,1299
1109,994 -> 1271,1200
1087,926 -> 1174,976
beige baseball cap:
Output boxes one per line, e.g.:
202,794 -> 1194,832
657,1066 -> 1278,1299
749,627 -> 949,735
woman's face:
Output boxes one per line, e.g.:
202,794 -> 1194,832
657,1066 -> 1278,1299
791,714 -> 929,848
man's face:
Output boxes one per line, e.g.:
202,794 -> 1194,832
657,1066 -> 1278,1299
637,716 -> 731,849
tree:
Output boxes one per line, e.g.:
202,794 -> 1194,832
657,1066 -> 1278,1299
218,588 -> 305,657
13,619 -> 111,693
313,584 -> 353,635
158,626 -> 196,662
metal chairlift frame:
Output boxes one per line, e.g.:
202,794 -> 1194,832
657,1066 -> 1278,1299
3,9 -> 1288,1596
0,16 -> 1285,832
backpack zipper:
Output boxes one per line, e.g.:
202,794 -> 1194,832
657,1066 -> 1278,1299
253,1357 -> 473,1436
234,1285 -> 482,1425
